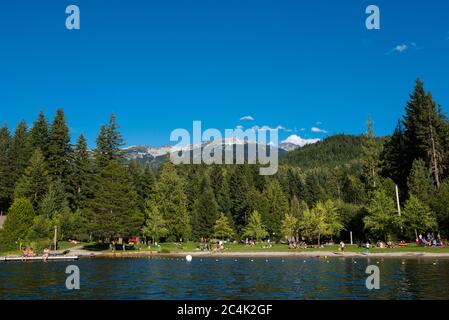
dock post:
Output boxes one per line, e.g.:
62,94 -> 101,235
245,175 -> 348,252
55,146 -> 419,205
54,226 -> 57,251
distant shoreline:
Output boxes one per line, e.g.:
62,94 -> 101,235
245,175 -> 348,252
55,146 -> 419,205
92,250 -> 449,259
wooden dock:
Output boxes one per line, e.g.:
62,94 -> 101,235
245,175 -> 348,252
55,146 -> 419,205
0,255 -> 79,262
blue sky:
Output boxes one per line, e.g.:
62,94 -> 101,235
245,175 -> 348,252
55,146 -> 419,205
0,0 -> 448,147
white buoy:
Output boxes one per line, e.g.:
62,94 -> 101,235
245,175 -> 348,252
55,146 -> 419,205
186,255 -> 192,262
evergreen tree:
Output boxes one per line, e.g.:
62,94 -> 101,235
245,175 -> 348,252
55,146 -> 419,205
94,114 -> 125,168
381,121 -> 409,191
262,180 -> 289,237
407,159 -> 435,205
27,215 -> 53,242
29,110 -> 50,159
39,180 -> 69,218
213,213 -> 235,240
0,125 -> 12,212
192,174 -> 219,239
14,149 -> 50,208
363,189 -> 400,241
210,166 -> 232,216
141,164 -> 155,199
229,166 -> 251,231
402,195 -> 437,239
70,134 -> 94,210
48,109 -> 71,180
1,198 -> 35,247
127,160 -> 146,210
150,160 -> 191,241
304,172 -> 325,206
289,196 -> 302,220
361,116 -> 381,190
95,125 -> 110,168
87,161 -> 144,241
9,121 -> 31,190
142,200 -> 168,243
403,79 -> 447,189
242,210 -> 268,241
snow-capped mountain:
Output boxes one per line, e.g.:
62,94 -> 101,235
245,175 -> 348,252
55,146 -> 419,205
121,137 -> 319,163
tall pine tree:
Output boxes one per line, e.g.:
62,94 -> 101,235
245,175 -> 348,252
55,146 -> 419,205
29,110 -> 50,159
14,149 -> 50,208
192,174 -> 219,239
87,161 -> 143,241
94,114 -> 125,168
9,121 -> 31,191
70,134 -> 94,210
0,125 -> 12,213
150,160 -> 191,241
48,109 -> 71,180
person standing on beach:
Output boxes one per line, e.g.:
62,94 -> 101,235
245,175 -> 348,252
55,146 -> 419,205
340,241 -> 345,252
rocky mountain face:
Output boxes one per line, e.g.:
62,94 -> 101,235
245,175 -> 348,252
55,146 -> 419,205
121,138 -> 310,165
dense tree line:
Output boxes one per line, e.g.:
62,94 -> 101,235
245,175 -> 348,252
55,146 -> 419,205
1,79 -> 449,252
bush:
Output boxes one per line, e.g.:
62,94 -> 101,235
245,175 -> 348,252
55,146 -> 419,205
29,239 -> 52,253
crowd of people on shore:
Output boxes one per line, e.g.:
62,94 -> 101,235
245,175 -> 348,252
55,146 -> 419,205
416,233 -> 445,247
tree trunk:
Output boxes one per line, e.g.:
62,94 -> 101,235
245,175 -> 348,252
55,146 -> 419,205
428,108 -> 441,189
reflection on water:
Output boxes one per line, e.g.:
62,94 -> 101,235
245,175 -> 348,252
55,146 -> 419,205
0,257 -> 448,300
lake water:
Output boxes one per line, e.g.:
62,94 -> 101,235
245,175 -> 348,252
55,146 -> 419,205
1,256 -> 448,300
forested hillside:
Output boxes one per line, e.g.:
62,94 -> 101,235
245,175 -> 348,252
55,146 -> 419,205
281,134 -> 385,170
1,79 -> 449,252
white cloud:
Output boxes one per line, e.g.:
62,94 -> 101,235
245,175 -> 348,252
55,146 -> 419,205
235,125 -> 244,130
385,43 -> 408,55
250,125 -> 288,131
240,115 -> 254,121
282,135 -> 320,147
311,127 -> 327,133
386,42 -> 423,55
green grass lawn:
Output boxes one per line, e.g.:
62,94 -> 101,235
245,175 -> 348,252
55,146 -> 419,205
77,241 -> 449,254
3,241 -> 449,256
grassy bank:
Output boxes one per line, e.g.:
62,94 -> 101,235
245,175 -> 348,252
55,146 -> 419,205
79,242 -> 449,254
